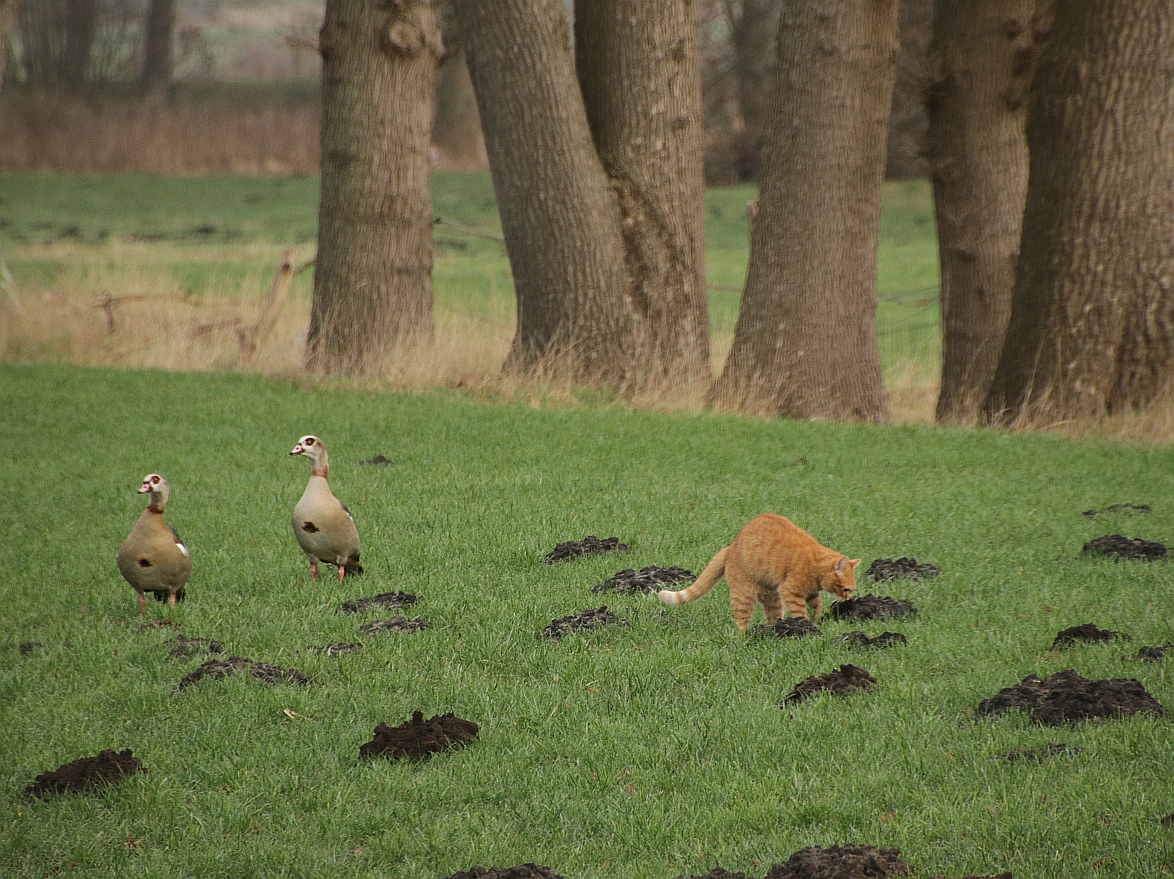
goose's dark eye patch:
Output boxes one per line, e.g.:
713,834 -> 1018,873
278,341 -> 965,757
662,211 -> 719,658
138,559 -> 152,567
302,522 -> 320,533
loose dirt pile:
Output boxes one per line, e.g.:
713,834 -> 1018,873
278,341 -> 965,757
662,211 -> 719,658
359,711 -> 479,761
590,565 -> 694,595
1133,643 -> 1174,662
763,844 -> 910,878
975,668 -> 1167,726
828,594 -> 918,621
755,618 -> 821,638
1052,623 -> 1125,649
543,536 -> 628,563
178,656 -> 311,690
832,630 -> 908,649
360,617 -> 428,635
541,606 -> 627,640
1083,502 -> 1151,518
783,664 -> 876,705
442,867 -> 564,879
338,591 -> 418,615
25,748 -> 146,798
865,557 -> 940,581
1082,534 -> 1168,560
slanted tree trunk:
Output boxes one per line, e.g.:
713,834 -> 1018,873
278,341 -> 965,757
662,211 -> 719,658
140,0 -> 175,96
432,49 -> 486,168
453,0 -> 708,393
927,0 -> 1049,422
308,0 -> 441,375
984,3 -> 1174,423
575,0 -> 710,393
710,0 -> 896,422
729,0 -> 779,151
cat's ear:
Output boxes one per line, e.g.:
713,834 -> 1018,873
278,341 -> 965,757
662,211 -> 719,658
849,558 -> 862,570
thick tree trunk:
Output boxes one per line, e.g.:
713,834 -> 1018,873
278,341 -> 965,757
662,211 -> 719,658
455,0 -> 631,386
308,0 -> 440,375
927,0 -> 1049,422
710,0 -> 896,422
984,3 -> 1174,423
575,0 -> 710,394
729,0 -> 778,144
140,0 -> 175,96
0,0 -> 20,92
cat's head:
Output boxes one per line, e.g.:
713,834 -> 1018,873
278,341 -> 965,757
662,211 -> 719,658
830,556 -> 862,600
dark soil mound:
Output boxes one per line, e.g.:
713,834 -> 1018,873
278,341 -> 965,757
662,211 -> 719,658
360,617 -> 428,635
338,591 -> 418,615
1163,813 -> 1174,828
763,844 -> 910,878
995,743 -> 1082,763
832,630 -> 908,650
1082,534 -> 1168,560
178,656 -> 311,690
360,710 -> 479,761
542,606 -> 627,640
19,641 -> 41,655
1052,623 -> 1126,649
543,536 -> 628,563
360,454 -> 393,465
307,642 -> 363,656
783,664 -> 876,706
975,668 -> 1167,726
678,869 -> 750,879
755,617 -> 822,638
442,866 -> 564,879
590,565 -> 694,595
828,594 -> 917,621
1132,643 -> 1174,662
1083,502 -> 1151,518
865,557 -> 940,581
26,748 -> 145,798
163,634 -> 224,659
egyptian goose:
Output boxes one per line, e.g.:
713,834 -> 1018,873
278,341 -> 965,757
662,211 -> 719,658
117,474 -> 191,616
289,435 -> 362,582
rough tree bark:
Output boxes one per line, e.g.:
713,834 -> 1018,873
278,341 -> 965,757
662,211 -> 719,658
984,3 -> 1174,423
453,0 -> 708,393
308,0 -> 441,375
140,0 -> 175,96
927,0 -> 1050,422
575,0 -> 710,393
709,0 -> 896,422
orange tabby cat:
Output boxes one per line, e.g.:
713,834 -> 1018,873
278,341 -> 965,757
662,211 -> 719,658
659,513 -> 861,631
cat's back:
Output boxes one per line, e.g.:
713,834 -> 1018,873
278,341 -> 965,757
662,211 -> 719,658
729,513 -> 822,577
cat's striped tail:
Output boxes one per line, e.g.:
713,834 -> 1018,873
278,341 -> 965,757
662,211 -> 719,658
658,545 -> 729,606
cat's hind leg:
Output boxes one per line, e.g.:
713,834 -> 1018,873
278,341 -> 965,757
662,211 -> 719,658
726,563 -> 757,632
782,590 -> 810,620
759,585 -> 782,625
807,592 -> 824,621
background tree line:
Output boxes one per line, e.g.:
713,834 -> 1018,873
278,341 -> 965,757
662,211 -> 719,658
5,0 -> 1173,429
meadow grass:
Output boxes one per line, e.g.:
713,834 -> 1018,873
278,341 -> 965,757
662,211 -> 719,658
2,362 -> 1173,879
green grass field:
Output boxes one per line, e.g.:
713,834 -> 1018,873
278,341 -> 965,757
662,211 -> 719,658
2,362 -> 1172,878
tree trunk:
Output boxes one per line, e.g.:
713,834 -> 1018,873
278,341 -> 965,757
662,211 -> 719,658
927,0 -> 1049,422
729,0 -> 778,145
984,3 -> 1174,423
308,0 -> 441,375
0,0 -> 20,92
455,0 -> 708,392
575,0 -> 710,393
61,0 -> 97,88
710,0 -> 896,422
140,0 -> 175,96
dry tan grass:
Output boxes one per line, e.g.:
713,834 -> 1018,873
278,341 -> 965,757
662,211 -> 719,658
5,258 -> 1173,443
